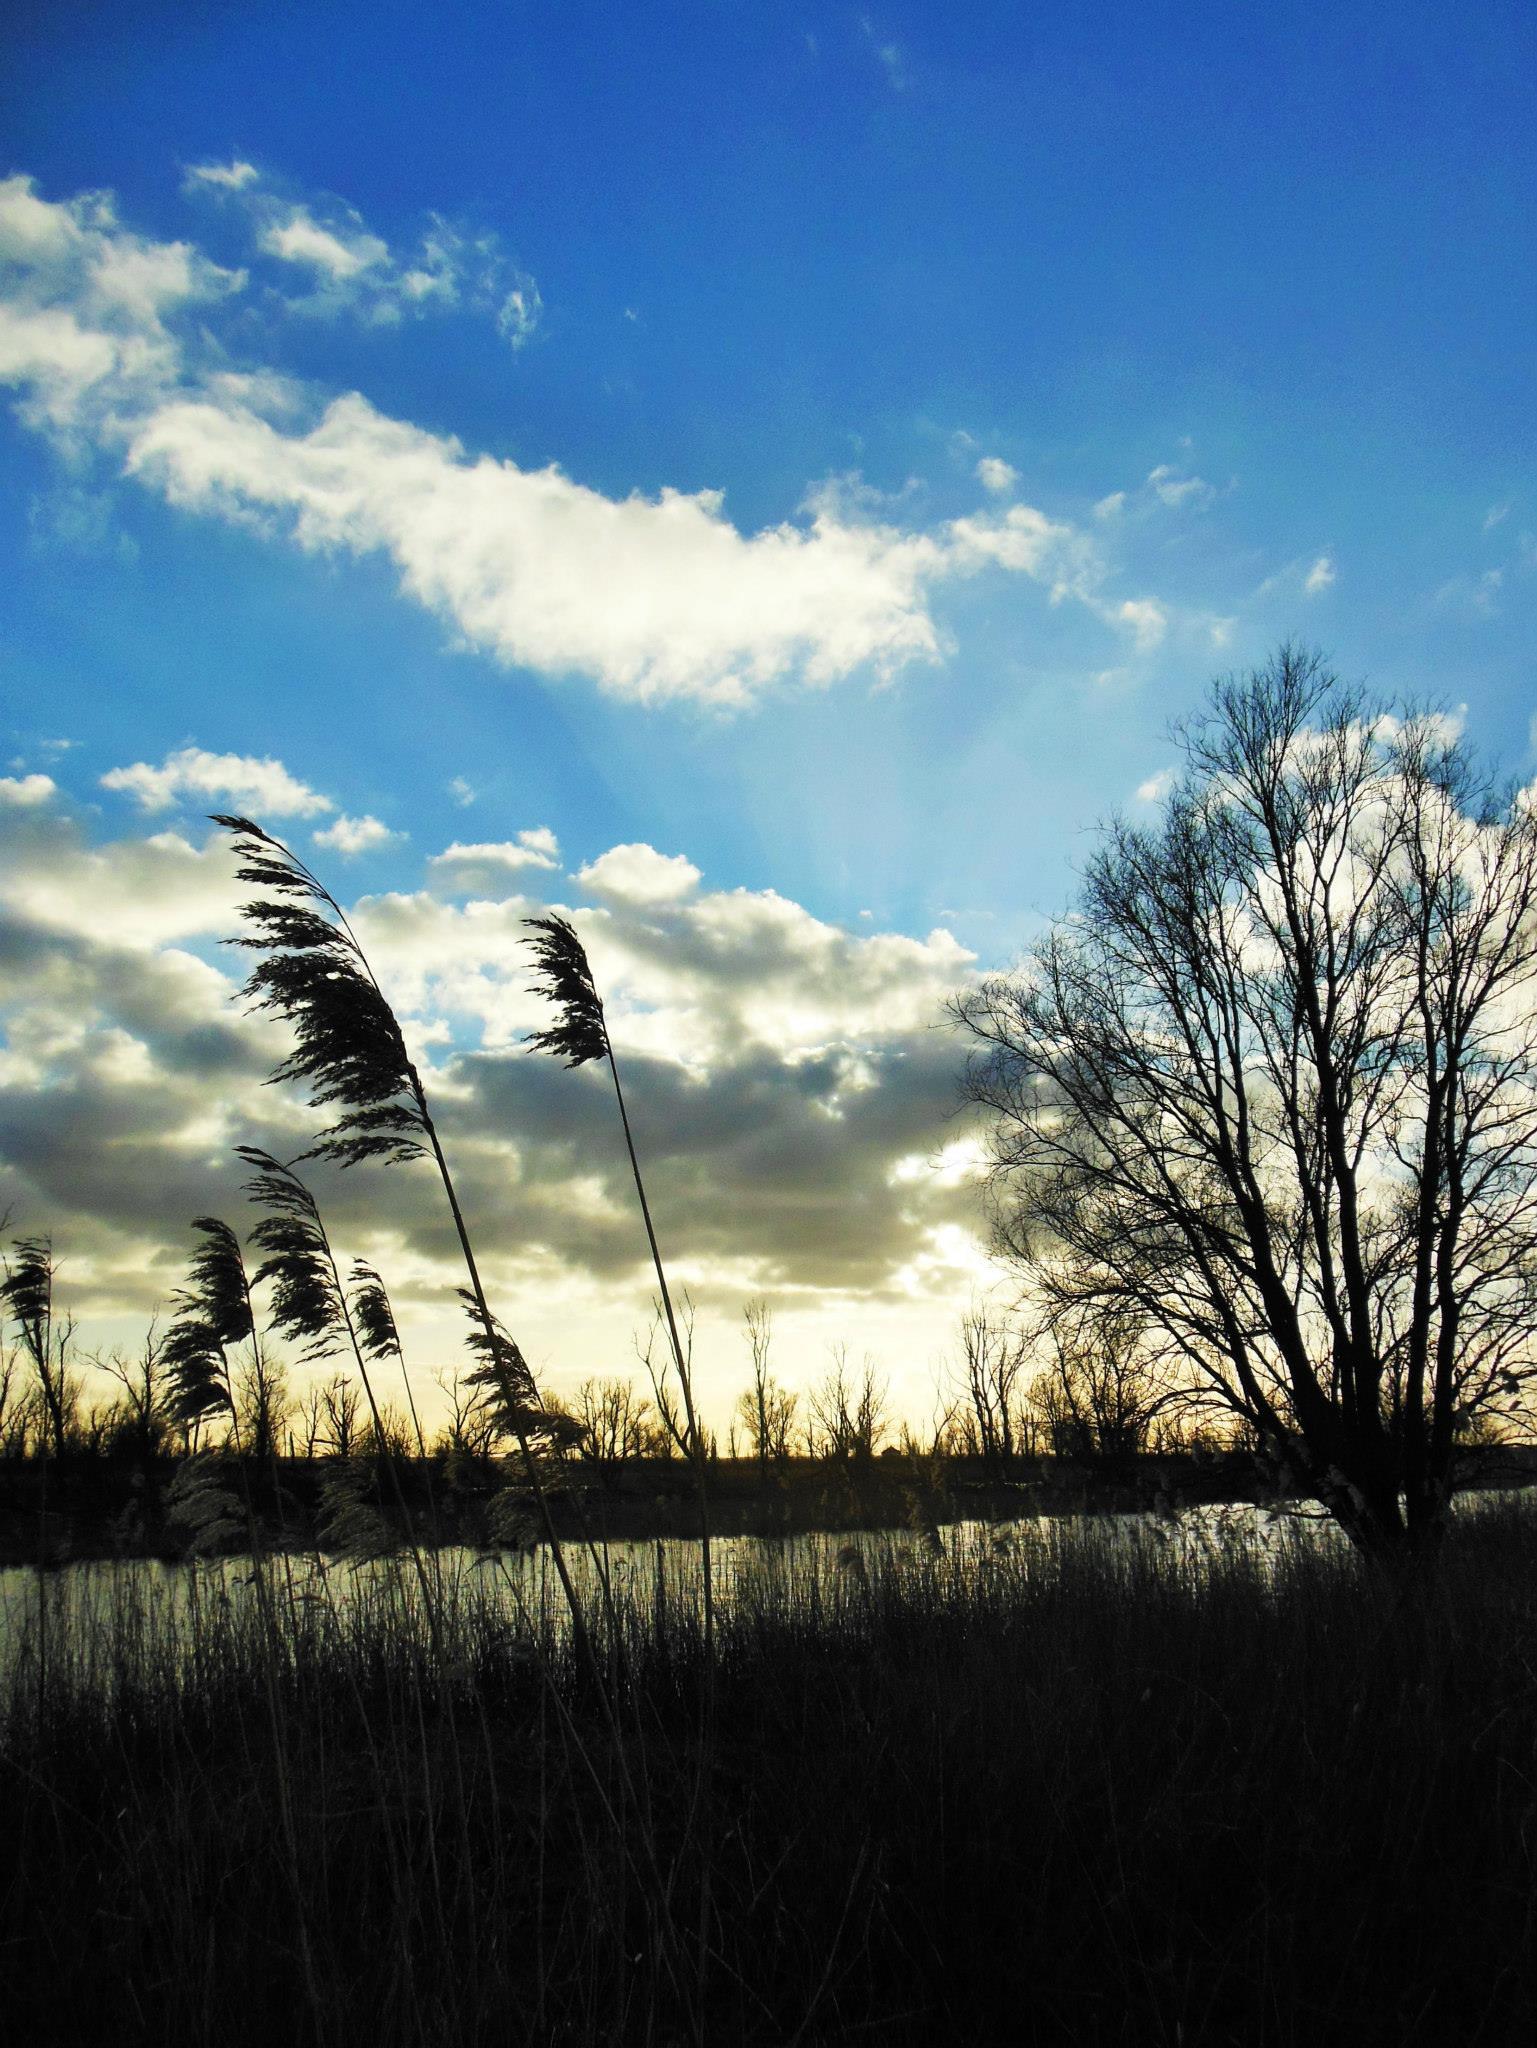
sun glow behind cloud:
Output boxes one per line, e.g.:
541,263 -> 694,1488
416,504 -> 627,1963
0,767 -> 993,1420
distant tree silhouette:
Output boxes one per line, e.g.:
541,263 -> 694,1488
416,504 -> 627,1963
951,1305 -> 1033,1476
958,647 -> 1537,1557
735,1298 -> 798,1480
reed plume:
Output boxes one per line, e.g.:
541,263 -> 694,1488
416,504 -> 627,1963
2,1236 -> 73,1456
209,816 -> 591,1637
523,914 -> 715,1646
212,814 -> 425,1169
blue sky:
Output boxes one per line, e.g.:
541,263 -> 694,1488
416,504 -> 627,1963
1,0 -> 1534,1421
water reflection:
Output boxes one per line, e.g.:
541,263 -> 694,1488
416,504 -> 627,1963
0,1501 -> 1364,1680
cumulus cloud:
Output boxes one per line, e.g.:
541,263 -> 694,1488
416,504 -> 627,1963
1108,597 -> 1168,650
576,843 -> 702,906
975,456 -> 1017,496
0,173 -> 1178,707
312,811 -> 401,856
101,745 -> 332,816
0,773 -> 56,806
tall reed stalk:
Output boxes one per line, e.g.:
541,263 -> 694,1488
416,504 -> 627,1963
210,815 -> 591,1642
522,914 -> 715,1652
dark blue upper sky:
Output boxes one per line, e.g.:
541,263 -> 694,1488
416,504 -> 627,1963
3,0 -> 1534,952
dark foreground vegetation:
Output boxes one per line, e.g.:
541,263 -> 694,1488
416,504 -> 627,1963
4,1504 -> 1537,2047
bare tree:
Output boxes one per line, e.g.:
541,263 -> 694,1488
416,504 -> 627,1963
636,1294 -> 700,1463
957,648 -> 1537,1557
951,1305 -> 1033,1477
1028,1313 -> 1166,1462
432,1366 -> 501,1460
808,1345 -> 889,1464
236,1348 -> 292,1465
574,1375 -> 656,1490
734,1298 -> 799,1480
0,1341 -> 22,1456
319,1373 -> 362,1459
94,1326 -> 172,1457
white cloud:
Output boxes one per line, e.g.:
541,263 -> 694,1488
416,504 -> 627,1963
496,276 -> 542,350
312,811 -> 401,856
1093,490 -> 1126,521
187,170 -> 541,348
1109,597 -> 1168,650
577,843 -> 702,906
859,16 -> 906,88
428,831 -> 561,885
1304,554 -> 1336,595
101,745 -> 332,816
448,776 -> 477,807
0,173 -> 1179,707
975,456 -> 1017,496
184,161 -> 260,192
1135,768 -> 1174,804
0,773 -> 56,806
260,207 -> 388,282
1485,502 -> 1511,531
1145,464 -> 1215,511
1433,568 -> 1503,619
121,392 -> 1125,704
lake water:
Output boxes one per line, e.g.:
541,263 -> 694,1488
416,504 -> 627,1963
0,1501 -> 1355,1681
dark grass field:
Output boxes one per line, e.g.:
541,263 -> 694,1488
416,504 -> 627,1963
3,1505 -> 1536,2046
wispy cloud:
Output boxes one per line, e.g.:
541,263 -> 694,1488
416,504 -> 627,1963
1145,463 -> 1215,511
428,830 -> 561,890
859,15 -> 906,89
259,205 -> 388,282
184,160 -> 260,193
1304,554 -> 1336,595
975,456 -> 1017,496
182,162 -> 542,346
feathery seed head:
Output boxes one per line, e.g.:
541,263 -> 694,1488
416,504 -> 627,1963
162,1315 -> 234,1426
238,1147 -> 345,1362
212,814 -> 426,1168
0,1238 -> 54,1363
523,914 -> 608,1067
349,1260 -> 401,1361
458,1287 -> 555,1443
182,1216 -> 254,1348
